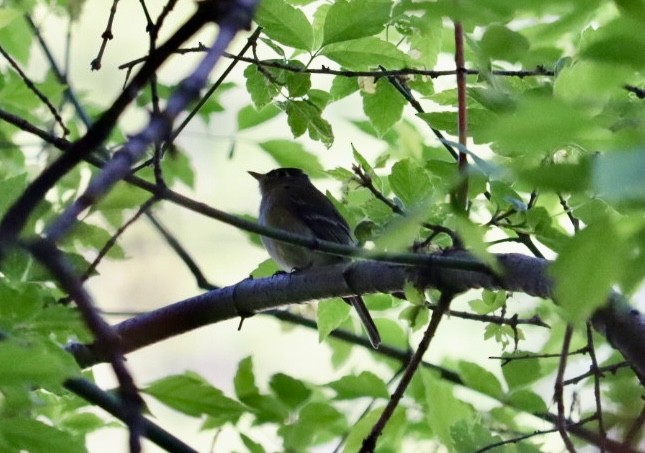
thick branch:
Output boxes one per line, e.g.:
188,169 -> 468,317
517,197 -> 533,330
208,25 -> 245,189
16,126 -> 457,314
69,253 -> 645,380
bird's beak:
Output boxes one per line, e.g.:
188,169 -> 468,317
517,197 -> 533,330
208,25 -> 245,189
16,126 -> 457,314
247,171 -> 264,181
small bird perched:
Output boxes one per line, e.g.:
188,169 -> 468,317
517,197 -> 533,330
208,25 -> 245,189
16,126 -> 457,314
249,168 -> 381,349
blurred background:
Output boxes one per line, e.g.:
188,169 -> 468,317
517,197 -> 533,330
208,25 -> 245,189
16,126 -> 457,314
20,1 -> 643,451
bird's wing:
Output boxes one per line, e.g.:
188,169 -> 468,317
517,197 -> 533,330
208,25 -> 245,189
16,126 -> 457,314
286,185 -> 354,244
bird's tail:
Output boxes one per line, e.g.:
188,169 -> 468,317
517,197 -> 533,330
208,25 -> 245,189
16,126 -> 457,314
343,296 -> 381,349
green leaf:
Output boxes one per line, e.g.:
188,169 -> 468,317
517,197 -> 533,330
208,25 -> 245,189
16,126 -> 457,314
421,370 -> 472,448
389,159 -> 432,207
250,258 -> 280,278
279,402 -> 347,449
255,0 -> 313,50
468,290 -> 506,315
501,352 -> 543,389
593,149 -> 645,204
269,373 -> 311,408
330,76 -> 359,101
407,13 -> 443,68
322,0 -> 391,46
326,371 -> 388,400
580,19 -> 645,68
240,433 -> 266,453
0,418 -> 85,453
282,60 -> 312,97
282,100 -> 334,147
0,9 -> 21,30
161,147 -> 195,189
234,356 -> 259,402
144,371 -> 246,422
258,139 -> 325,176
551,218 -> 625,323
403,281 -> 425,305
344,406 -> 406,452
0,340 -> 79,386
0,173 -> 27,217
399,304 -> 429,330
361,78 -> 406,136
480,24 -> 530,62
457,361 -> 503,398
517,160 -> 591,193
454,216 -> 497,270
506,389 -> 547,413
244,65 -> 280,109
321,37 -> 411,69
0,14 -> 31,64
317,298 -> 350,342
451,418 -> 502,453
479,96 -> 597,157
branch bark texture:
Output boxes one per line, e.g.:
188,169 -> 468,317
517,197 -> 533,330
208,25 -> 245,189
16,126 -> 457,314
70,252 -> 645,378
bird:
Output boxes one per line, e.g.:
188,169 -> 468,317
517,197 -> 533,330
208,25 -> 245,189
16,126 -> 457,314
249,167 -> 381,349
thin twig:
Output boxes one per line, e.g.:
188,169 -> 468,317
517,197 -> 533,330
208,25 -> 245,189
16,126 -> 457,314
562,361 -> 630,386
453,21 -> 468,210
360,292 -> 454,452
476,415 -> 597,453
554,324 -> 577,452
43,2 -> 256,242
586,322 -> 607,451
65,378 -> 198,453
91,0 -> 121,70
146,214 -> 218,290
0,44 -> 69,135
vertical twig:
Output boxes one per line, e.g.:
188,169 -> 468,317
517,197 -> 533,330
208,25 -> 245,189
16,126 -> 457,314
585,323 -> 606,452
453,21 -> 468,210
360,292 -> 454,452
554,324 -> 577,452
91,0 -> 121,70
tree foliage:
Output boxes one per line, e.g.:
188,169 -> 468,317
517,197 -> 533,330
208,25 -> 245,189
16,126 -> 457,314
0,0 -> 644,452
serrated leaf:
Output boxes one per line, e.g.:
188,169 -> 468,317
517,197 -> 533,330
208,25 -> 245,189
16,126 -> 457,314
244,65 -> 280,109
389,159 -> 432,207
283,100 -> 334,147
322,0 -> 391,46
326,371 -> 388,399
255,0 -> 313,50
317,298 -> 350,342
321,37 -> 411,69
361,78 -> 406,136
